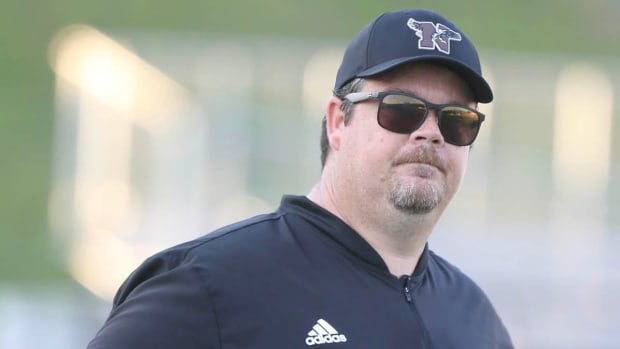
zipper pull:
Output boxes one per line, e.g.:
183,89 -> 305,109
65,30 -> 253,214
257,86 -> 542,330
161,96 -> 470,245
403,276 -> 413,303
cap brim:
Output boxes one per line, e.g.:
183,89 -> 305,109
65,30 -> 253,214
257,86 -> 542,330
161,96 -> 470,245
356,56 -> 493,103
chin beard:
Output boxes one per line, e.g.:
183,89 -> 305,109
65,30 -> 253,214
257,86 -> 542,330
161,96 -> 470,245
389,182 -> 441,214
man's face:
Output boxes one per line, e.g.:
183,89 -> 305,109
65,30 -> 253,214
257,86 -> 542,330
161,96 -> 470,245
335,63 -> 475,215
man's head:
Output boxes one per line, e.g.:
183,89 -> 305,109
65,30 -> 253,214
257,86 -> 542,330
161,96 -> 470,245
319,9 -> 492,216
320,9 -> 492,169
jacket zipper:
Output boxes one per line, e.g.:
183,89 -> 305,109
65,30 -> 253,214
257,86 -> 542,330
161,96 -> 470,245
402,275 -> 433,349
403,275 -> 413,303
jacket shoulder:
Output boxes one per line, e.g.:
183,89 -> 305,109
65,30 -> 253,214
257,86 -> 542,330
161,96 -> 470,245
114,211 -> 286,304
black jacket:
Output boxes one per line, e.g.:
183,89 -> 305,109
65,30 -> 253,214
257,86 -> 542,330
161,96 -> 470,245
88,195 -> 513,348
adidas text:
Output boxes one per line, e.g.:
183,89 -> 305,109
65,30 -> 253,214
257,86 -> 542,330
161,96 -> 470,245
306,334 -> 347,346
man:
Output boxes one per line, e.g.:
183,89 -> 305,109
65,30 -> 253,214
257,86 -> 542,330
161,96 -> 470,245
88,9 -> 513,349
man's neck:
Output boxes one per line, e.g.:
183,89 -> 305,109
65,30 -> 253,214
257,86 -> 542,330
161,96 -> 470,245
355,220 -> 429,277
307,183 -> 435,277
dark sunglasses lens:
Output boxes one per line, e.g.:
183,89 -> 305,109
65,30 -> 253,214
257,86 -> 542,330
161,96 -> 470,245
378,94 -> 427,133
439,107 -> 481,146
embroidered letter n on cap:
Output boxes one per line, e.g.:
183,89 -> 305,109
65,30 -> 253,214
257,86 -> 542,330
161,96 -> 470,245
406,18 -> 462,54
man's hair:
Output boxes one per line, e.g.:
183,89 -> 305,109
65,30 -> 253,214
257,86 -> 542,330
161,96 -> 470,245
320,78 -> 366,169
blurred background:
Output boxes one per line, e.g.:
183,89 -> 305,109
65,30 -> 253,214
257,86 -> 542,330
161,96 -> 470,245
1,1 -> 619,348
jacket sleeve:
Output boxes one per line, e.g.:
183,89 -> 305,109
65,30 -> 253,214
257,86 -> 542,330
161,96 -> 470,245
87,253 -> 220,349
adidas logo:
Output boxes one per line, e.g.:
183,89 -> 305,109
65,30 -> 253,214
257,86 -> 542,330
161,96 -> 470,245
305,318 -> 347,346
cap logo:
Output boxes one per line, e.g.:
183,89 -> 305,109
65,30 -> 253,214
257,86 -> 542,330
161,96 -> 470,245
406,18 -> 462,55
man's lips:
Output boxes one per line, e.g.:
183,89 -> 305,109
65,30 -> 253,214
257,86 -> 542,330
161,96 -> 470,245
393,155 -> 444,174
393,144 -> 446,171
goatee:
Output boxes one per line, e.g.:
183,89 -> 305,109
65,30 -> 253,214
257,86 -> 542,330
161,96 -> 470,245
390,181 -> 440,213
389,145 -> 444,214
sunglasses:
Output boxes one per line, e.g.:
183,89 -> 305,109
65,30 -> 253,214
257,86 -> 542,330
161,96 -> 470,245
344,91 -> 485,146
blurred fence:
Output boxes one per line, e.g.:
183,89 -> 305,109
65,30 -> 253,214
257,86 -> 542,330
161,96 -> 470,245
2,26 -> 619,349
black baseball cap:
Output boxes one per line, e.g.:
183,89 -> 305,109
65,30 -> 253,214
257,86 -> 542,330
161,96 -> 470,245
334,9 -> 493,103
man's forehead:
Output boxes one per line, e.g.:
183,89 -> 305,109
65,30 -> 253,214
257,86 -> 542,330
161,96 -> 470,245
365,62 -> 475,102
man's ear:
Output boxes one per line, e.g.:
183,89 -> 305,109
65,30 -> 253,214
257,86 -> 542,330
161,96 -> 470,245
325,96 -> 347,151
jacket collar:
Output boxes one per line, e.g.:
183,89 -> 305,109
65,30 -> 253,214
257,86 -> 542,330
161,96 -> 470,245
278,195 -> 428,280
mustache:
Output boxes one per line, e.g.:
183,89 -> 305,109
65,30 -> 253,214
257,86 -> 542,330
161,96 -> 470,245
391,145 -> 445,172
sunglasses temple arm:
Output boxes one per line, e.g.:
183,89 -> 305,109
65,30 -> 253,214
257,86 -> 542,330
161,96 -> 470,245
344,92 -> 378,103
